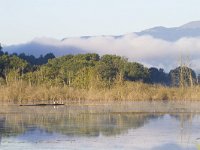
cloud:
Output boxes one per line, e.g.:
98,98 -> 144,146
60,34 -> 200,72
4,34 -> 200,73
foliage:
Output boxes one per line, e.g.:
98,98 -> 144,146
16,53 -> 55,66
169,66 -> 196,87
124,62 -> 149,82
148,67 -> 170,85
0,54 -> 28,83
0,46 -> 197,88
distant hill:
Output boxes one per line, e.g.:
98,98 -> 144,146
4,21 -> 200,56
3,38 -> 85,57
2,21 -> 200,72
136,21 -> 200,41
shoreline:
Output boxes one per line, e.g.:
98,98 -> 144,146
1,100 -> 200,115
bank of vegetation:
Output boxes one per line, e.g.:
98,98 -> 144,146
0,45 -> 199,103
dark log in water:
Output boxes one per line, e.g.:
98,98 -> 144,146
19,104 -> 64,106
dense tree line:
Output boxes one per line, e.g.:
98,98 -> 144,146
0,45 -> 197,88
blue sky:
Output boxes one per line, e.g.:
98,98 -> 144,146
1,0 -> 200,45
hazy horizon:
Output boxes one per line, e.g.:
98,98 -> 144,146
2,0 -> 200,72
1,0 -> 200,45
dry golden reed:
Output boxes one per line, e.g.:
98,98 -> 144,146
0,81 -> 200,103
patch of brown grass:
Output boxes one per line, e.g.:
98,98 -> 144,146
0,81 -> 200,104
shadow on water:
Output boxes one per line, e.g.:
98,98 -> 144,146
151,143 -> 196,150
0,117 -> 5,144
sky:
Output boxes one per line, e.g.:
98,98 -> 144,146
1,0 -> 200,45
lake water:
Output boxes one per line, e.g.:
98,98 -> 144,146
0,101 -> 200,150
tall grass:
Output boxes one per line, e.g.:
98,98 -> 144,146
0,81 -> 200,104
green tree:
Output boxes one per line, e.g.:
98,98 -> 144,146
124,62 -> 149,82
148,67 -> 170,85
0,44 -> 4,56
97,55 -> 127,83
0,55 -> 28,83
169,66 -> 196,87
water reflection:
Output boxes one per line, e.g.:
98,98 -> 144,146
0,106 -> 154,137
0,117 -> 5,144
0,102 -> 199,149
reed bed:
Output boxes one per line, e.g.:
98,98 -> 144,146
0,81 -> 200,103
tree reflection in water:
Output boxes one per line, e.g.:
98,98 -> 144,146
0,117 -> 5,144
0,104 -> 198,139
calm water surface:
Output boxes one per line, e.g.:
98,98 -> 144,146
0,101 -> 200,150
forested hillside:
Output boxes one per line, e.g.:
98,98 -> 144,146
0,45 -> 197,88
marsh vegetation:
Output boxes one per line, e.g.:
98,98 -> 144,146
0,45 -> 199,103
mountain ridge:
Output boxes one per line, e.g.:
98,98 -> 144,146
2,21 -> 200,72
180,21 -> 200,29
4,21 -> 200,56
136,21 -> 200,41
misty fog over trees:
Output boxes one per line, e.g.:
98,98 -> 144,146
0,44 -> 197,88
